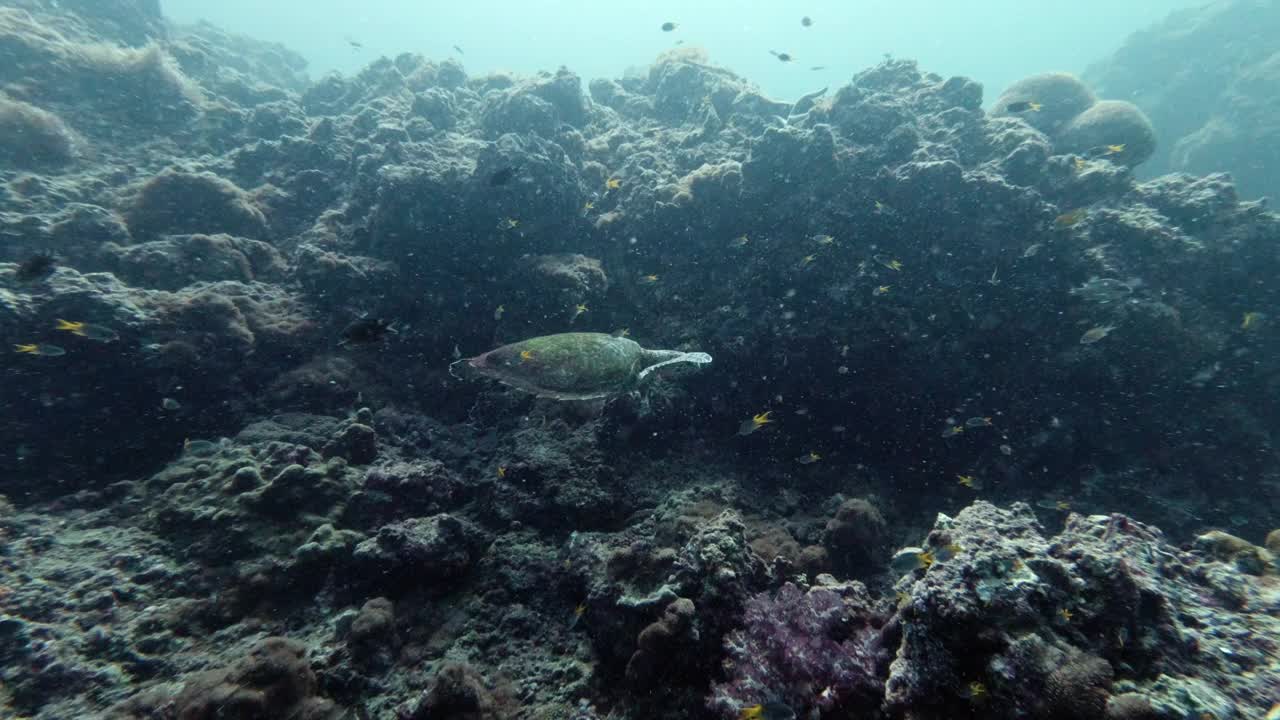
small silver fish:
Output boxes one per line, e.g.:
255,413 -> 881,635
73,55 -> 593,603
1079,325 -> 1115,345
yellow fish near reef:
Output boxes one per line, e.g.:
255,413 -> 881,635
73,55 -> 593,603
738,411 -> 773,436
1005,100 -> 1042,113
1241,311 -> 1265,330
14,343 -> 66,357
605,177 -> 622,190
874,255 -> 903,271
568,601 -> 588,629
55,319 -> 118,342
739,702 -> 795,720
936,543 -> 962,561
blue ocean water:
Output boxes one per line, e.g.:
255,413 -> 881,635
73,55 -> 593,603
161,0 -> 1200,103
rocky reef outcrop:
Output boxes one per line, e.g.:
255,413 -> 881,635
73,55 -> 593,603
1085,0 -> 1280,200
2,2 -> 1280,719
884,501 -> 1279,718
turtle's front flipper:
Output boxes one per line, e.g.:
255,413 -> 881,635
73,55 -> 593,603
637,351 -> 713,381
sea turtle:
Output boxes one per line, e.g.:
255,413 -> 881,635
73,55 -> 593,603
454,332 -> 712,400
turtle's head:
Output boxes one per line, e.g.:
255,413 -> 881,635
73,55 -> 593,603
449,349 -> 500,381
456,344 -> 529,382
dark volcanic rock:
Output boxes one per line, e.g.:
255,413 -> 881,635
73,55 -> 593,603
323,422 -> 379,465
350,514 -> 485,591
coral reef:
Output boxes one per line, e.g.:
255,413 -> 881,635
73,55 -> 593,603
0,94 -> 80,170
350,514 -> 485,592
2,2 -> 1280,719
0,7 -> 203,135
822,498 -> 888,575
624,597 -> 696,684
708,580 -> 884,718
402,662 -> 515,720
167,637 -> 343,720
1056,100 -> 1157,167
993,72 -> 1155,166
96,233 -> 286,290
991,72 -> 1096,135
884,501 -> 1280,718
1086,0 -> 1280,199
124,170 -> 270,240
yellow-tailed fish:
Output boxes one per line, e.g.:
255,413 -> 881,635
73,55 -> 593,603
15,343 -> 65,357
738,411 -> 774,436
56,319 -> 118,342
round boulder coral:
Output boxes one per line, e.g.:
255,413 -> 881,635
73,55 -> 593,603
1105,693 -> 1160,720
1264,528 -> 1280,554
992,72 -> 1096,135
1044,655 -> 1113,719
1056,100 -> 1157,167
125,169 -> 269,240
0,95 -> 79,170
171,637 -> 341,720
823,498 -> 888,573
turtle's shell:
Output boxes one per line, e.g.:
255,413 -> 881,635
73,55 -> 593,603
466,332 -> 645,400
